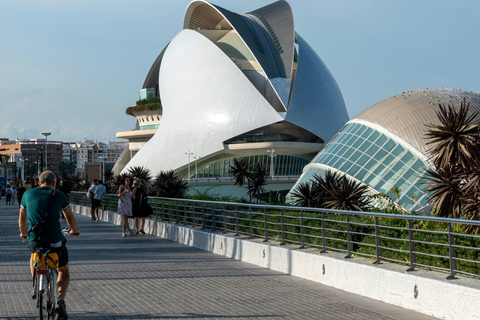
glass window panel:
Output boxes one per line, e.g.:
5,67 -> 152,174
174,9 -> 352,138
356,154 -> 371,167
368,130 -> 380,143
354,125 -> 367,137
339,160 -> 353,172
381,139 -> 396,152
364,144 -> 380,157
357,140 -> 372,153
323,154 -> 335,164
349,123 -> 360,134
336,145 -> 350,158
361,127 -> 374,139
355,168 -> 369,181
346,163 -> 361,176
327,155 -> 340,166
382,154 -> 398,168
374,135 -> 388,147
350,137 -> 365,150
342,147 -> 357,160
400,152 -> 416,167
390,144 -> 406,158
377,170 -> 401,192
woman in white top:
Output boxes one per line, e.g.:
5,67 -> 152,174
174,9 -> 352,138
117,177 -> 134,236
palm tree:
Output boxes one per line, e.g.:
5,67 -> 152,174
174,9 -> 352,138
152,170 -> 188,198
127,166 -> 152,191
290,182 -> 315,207
426,99 -> 478,169
425,165 -> 463,219
322,171 -> 371,212
246,162 -> 270,203
229,158 -> 251,186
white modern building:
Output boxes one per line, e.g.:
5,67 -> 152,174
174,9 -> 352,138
288,88 -> 480,212
117,0 -> 349,188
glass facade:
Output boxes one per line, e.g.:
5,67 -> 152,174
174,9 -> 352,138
195,155 -> 309,179
303,122 -> 431,211
140,124 -> 160,130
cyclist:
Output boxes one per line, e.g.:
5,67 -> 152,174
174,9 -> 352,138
19,171 -> 80,320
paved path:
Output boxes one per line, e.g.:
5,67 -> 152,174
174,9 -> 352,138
0,201 -> 436,320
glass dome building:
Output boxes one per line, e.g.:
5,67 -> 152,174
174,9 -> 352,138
288,88 -> 480,212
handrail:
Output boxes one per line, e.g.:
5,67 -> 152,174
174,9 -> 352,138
70,192 -> 480,280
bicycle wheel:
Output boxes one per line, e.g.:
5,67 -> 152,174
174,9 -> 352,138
38,290 -> 46,320
46,269 -> 57,319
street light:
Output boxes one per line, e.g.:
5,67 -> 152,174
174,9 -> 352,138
99,155 -> 107,181
267,149 -> 276,178
41,132 -> 51,171
193,154 -> 201,181
185,150 -> 193,180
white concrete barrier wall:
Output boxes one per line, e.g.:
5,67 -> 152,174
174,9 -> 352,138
72,204 -> 480,320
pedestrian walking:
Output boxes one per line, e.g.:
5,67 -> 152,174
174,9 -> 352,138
132,178 -> 151,235
5,184 -> 13,205
117,177 -> 134,236
93,180 -> 106,220
88,180 -> 97,220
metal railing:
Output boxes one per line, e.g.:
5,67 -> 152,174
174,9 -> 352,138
71,192 -> 480,280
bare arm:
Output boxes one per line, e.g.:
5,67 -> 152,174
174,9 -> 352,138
63,207 -> 80,236
19,208 -> 28,239
118,185 -> 131,198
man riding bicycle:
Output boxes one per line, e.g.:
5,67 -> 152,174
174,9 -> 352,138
19,171 -> 80,320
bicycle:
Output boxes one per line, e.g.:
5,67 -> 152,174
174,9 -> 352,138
31,228 -> 74,320
32,248 -> 59,320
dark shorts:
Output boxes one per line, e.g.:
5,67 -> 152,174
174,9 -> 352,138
94,199 -> 102,208
28,240 -> 69,268
90,197 -> 95,210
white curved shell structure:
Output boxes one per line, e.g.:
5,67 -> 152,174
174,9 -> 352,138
123,0 -> 349,177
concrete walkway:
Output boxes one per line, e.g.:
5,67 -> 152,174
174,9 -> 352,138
0,202 -> 436,320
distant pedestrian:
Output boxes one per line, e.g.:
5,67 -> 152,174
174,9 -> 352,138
93,180 -> 106,220
16,182 -> 27,207
11,186 -> 16,205
117,177 -> 134,236
132,178 -> 150,235
88,180 -> 98,220
5,185 -> 13,205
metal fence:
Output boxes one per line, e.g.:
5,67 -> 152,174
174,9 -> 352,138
71,191 -> 480,280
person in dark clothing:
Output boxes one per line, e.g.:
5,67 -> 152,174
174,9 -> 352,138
16,182 -> 27,207
131,178 -> 150,235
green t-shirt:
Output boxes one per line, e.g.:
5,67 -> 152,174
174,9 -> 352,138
21,187 -> 70,243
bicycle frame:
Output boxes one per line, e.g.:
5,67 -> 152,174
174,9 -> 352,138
33,249 -> 58,320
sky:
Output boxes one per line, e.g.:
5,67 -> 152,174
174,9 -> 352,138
1,0 -> 479,143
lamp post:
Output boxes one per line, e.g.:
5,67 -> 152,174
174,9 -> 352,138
19,158 -> 25,183
99,155 -> 106,181
193,154 -> 201,182
267,149 -> 276,178
41,132 -> 51,171
185,150 -> 193,180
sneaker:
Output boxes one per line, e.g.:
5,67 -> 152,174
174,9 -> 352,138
55,300 -> 68,319
122,233 -> 127,237
91,217 -> 96,221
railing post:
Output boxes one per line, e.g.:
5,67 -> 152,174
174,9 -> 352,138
320,212 -> 327,253
168,200 -> 171,223
176,200 -> 179,225
280,209 -> 286,245
406,219 -> 416,272
211,203 -> 216,231
222,204 -> 227,234
249,207 -> 253,238
299,210 -> 305,249
192,203 -> 196,228
373,217 -> 382,264
201,203 -> 206,230
234,205 -> 239,236
345,214 -> 353,259
446,223 -> 458,280
263,207 -> 269,242
183,201 -> 188,226
161,200 -> 165,221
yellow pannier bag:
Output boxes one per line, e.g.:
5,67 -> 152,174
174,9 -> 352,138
33,252 -> 59,269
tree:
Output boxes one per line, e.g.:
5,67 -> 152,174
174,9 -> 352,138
2,154 -> 10,163
425,100 -> 480,232
229,158 -> 251,187
426,99 -> 478,169
322,171 -> 371,211
246,163 -> 270,203
59,160 -> 76,177
291,171 -> 371,211
127,166 -> 152,191
152,170 -> 188,198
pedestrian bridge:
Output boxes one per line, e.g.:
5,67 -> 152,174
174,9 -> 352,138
0,200 -> 477,319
